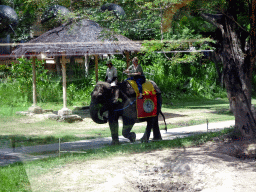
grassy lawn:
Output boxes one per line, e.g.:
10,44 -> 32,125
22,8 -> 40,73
162,97 -> 237,127
0,97 -> 242,147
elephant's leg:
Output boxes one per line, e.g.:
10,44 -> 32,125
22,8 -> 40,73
140,117 -> 162,142
152,116 -> 162,141
109,112 -> 119,145
122,116 -> 136,142
140,118 -> 153,143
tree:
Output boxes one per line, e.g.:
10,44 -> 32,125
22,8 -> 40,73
198,0 -> 256,138
167,0 -> 256,138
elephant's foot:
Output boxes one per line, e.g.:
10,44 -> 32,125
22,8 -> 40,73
110,140 -> 120,145
140,136 -> 149,143
140,137 -> 162,143
152,137 -> 162,141
128,132 -> 136,143
140,139 -> 149,143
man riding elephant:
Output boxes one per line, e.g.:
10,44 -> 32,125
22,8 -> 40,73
105,60 -> 119,103
123,57 -> 146,99
90,66 -> 166,144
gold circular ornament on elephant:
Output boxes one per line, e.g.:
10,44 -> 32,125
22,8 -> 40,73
143,99 -> 155,113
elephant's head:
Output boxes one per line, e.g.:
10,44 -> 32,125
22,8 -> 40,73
90,82 -> 112,124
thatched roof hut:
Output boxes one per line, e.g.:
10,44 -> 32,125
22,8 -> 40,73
11,19 -> 141,117
12,19 -> 141,57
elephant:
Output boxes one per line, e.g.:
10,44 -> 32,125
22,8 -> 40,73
89,80 -> 167,145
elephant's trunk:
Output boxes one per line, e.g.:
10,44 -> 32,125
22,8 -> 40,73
89,102 -> 108,124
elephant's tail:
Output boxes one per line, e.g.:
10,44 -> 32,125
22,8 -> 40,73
160,110 -> 167,132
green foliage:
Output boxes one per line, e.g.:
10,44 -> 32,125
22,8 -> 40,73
139,40 -> 224,99
0,65 -> 10,79
0,58 -> 60,106
0,80 -> 29,107
189,0 -> 227,15
0,64 -> 10,73
10,58 -> 61,104
78,0 -> 163,40
142,38 -> 215,52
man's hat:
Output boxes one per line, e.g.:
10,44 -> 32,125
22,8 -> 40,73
106,60 -> 112,65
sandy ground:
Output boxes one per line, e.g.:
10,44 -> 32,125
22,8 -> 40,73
4,108 -> 256,191
25,138 -> 256,192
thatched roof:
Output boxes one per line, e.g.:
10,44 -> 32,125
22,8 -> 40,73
12,19 -> 141,57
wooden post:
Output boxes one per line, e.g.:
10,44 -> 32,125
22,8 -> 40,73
62,54 -> 67,109
32,56 -> 37,106
28,55 -> 42,114
95,55 -> 98,82
84,55 -> 89,77
124,51 -> 130,69
58,53 -> 72,116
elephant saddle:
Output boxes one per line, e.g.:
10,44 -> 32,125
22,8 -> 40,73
127,80 -> 157,118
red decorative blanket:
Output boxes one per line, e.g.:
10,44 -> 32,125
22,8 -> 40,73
127,80 -> 157,118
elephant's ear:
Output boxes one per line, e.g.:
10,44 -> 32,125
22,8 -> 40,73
122,81 -> 136,97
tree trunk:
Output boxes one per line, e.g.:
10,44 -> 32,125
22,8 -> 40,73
220,17 -> 256,137
201,6 -> 256,138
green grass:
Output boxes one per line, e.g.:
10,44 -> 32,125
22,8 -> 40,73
0,127 -> 233,192
0,162 -> 32,192
161,97 -> 236,126
0,97 -> 238,147
0,106 -> 29,117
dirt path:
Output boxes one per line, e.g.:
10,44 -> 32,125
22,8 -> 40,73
25,139 -> 256,192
